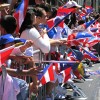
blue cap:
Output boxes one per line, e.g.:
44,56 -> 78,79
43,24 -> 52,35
0,34 -> 26,45
14,38 -> 26,43
0,34 -> 15,45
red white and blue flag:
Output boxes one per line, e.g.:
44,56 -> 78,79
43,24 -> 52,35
82,47 -> 99,61
47,16 -> 64,29
85,36 -> 99,47
62,67 -> 71,83
57,7 -> 76,16
75,19 -> 96,31
47,13 -> 71,31
85,6 -> 93,14
67,31 -> 93,46
38,63 -> 55,85
13,0 -> 29,34
0,45 -> 14,71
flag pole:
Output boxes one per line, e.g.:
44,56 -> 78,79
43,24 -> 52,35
33,60 -> 79,63
79,45 -> 99,59
57,0 -> 65,5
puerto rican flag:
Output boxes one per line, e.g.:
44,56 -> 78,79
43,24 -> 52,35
38,63 -> 55,86
62,67 -> 71,83
85,5 -> 93,14
13,0 -> 29,34
82,47 -> 99,61
76,19 -> 96,31
47,13 -> 71,33
85,36 -> 99,47
67,31 -> 93,46
47,16 -> 64,29
57,7 -> 76,16
0,45 -> 14,71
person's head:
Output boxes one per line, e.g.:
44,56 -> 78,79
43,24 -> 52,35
35,7 -> 48,25
39,3 -> 52,19
64,0 -> 82,8
19,8 -> 36,33
49,7 -> 58,19
35,0 -> 45,5
0,34 -> 25,49
78,19 -> 85,25
0,15 -> 17,35
0,34 -> 15,49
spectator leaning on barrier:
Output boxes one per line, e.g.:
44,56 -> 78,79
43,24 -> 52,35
0,14 -> 42,99
19,8 -> 51,95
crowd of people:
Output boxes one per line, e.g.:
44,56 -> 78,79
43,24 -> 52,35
0,0 -> 100,100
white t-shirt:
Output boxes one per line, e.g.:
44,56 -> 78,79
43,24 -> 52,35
20,27 -> 50,60
0,74 -> 20,100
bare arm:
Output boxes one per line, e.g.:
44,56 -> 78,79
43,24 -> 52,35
8,0 -> 18,14
19,40 -> 33,53
6,67 -> 40,76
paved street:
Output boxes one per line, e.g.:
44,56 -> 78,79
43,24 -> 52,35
73,62 -> 100,100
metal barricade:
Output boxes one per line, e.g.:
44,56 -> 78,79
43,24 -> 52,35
7,46 -> 87,100
9,50 -> 48,100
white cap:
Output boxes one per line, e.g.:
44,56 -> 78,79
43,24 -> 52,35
65,1 -> 82,8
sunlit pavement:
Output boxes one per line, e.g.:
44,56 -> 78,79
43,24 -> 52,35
72,63 -> 100,100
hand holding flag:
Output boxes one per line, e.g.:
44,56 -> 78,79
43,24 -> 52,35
0,45 -> 15,68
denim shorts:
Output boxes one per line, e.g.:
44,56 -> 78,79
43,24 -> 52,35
12,77 -> 29,100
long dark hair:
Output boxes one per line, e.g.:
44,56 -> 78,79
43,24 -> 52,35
19,8 -> 35,34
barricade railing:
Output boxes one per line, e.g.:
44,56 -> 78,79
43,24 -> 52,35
8,50 -> 48,100
5,46 -> 87,100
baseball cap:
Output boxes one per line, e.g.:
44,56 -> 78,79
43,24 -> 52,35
64,1 -> 82,8
0,34 -> 26,45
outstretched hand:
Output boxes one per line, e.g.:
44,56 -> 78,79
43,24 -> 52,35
27,67 -> 43,76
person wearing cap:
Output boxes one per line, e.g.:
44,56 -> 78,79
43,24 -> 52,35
0,14 -> 35,63
0,34 -> 41,100
0,34 -> 34,56
63,0 -> 82,29
64,0 -> 82,8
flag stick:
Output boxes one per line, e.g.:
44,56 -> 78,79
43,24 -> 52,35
34,60 -> 79,63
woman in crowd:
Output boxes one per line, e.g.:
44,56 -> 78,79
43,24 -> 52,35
19,7 -> 51,95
